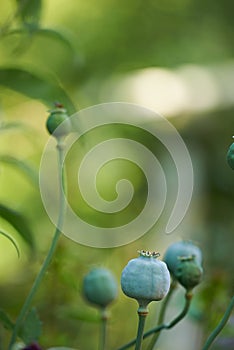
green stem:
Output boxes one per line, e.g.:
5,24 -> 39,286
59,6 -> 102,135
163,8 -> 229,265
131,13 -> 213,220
99,308 -> 108,350
135,308 -> 148,350
158,280 -> 177,325
8,138 -> 67,350
147,279 -> 177,350
202,295 -> 234,350
117,291 -> 192,350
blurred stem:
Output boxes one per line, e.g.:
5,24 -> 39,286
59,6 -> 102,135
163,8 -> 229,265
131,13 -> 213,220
99,308 -> 108,350
145,290 -> 192,339
135,307 -> 148,350
202,295 -> 234,350
147,279 -> 177,350
8,137 -> 66,350
117,291 -> 192,350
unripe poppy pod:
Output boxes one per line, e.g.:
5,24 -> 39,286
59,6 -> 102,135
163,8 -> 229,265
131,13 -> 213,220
121,251 -> 170,309
83,268 -> 118,308
175,256 -> 203,290
163,241 -> 202,276
46,104 -> 71,138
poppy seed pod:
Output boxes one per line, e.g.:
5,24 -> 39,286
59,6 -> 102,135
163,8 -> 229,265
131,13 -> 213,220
163,241 -> 202,276
227,142 -> 234,170
175,256 -> 203,290
121,251 -> 170,309
83,268 -> 118,308
46,104 -> 71,138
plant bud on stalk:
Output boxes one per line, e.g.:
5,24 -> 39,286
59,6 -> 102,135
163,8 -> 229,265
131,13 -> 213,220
83,268 -> 118,350
46,102 -> 71,139
163,240 -> 202,276
175,256 -> 203,291
83,268 -> 118,309
121,251 -> 170,350
121,251 -> 170,311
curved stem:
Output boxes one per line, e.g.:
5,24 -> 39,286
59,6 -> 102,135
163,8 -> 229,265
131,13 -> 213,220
147,279 -> 177,350
135,308 -> 148,350
99,309 -> 108,350
117,291 -> 192,350
158,279 -> 177,324
8,138 -> 67,350
202,295 -> 234,350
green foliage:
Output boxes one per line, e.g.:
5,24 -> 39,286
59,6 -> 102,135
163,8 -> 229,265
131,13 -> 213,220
4,27 -> 77,55
32,28 -> 76,53
0,309 -> 14,330
19,308 -> 42,344
0,122 -> 29,133
0,68 -> 76,114
0,0 -> 233,349
0,204 -> 34,249
16,0 -> 42,27
0,155 -> 38,185
0,229 -> 20,258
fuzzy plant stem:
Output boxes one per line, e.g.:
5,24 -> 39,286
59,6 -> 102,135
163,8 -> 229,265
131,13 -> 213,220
135,307 -> 148,350
202,295 -> 234,350
147,279 -> 177,350
157,279 -> 177,325
8,138 -> 66,350
99,309 -> 108,350
117,291 -> 192,350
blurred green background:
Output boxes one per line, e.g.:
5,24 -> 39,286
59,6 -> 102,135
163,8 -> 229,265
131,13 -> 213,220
0,0 -> 233,349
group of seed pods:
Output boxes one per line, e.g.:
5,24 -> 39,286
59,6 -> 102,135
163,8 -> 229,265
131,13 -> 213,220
83,241 -> 203,310
17,108 -> 233,350
46,105 -> 233,313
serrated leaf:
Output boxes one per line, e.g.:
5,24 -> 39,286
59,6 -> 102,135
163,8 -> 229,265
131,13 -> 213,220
0,309 -> 14,330
0,204 -> 34,249
0,229 -> 20,257
0,68 -> 76,114
20,308 -> 42,344
0,155 -> 38,185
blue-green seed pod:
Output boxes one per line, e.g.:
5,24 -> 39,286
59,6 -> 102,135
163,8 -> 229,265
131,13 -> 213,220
121,251 -> 170,308
227,142 -> 234,170
83,268 -> 118,308
163,241 -> 202,276
46,104 -> 71,138
175,256 -> 203,290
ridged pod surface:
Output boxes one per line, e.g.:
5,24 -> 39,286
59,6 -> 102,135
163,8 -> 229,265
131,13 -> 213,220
121,251 -> 170,308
